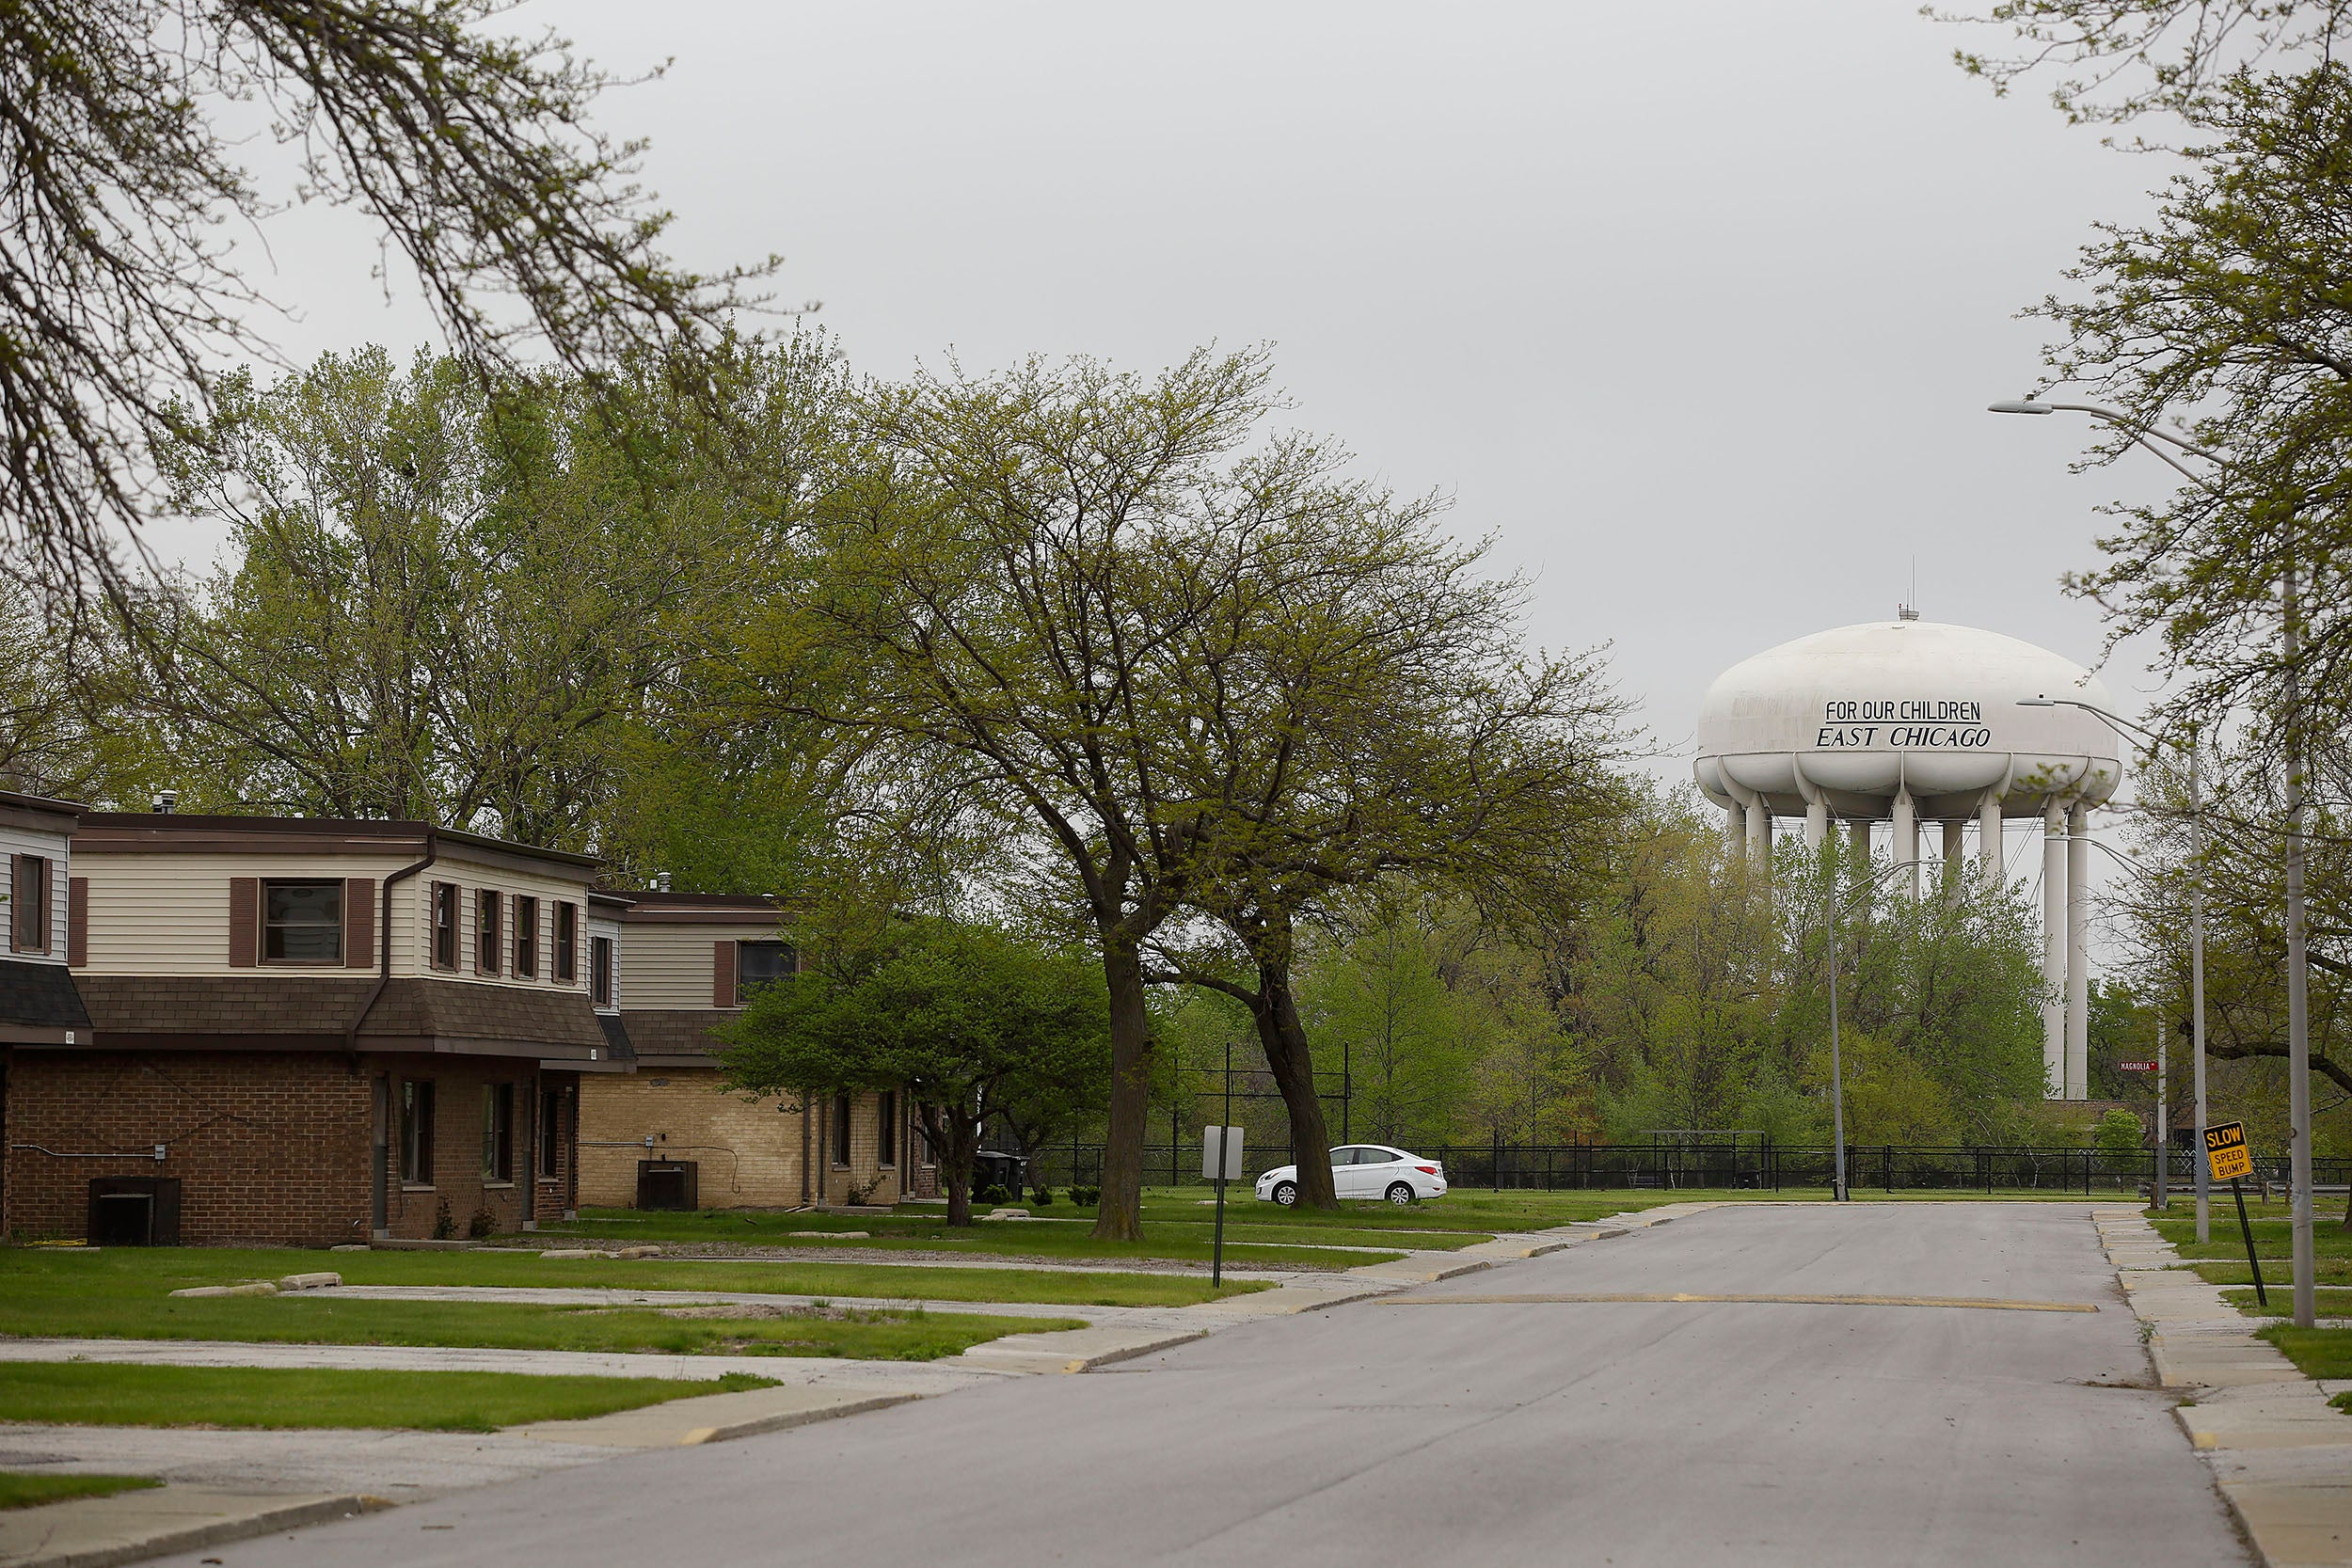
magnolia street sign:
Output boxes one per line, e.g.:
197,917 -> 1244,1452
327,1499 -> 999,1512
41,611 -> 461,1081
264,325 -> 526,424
2118,1060 -> 2157,1072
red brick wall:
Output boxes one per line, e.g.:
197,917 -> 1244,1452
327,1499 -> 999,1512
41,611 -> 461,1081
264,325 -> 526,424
2,1050 -> 572,1247
4,1052 -> 371,1247
373,1055 -> 546,1243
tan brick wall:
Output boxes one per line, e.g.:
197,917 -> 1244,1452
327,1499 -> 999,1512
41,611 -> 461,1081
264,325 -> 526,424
4,1052 -> 371,1246
576,1072 -> 912,1209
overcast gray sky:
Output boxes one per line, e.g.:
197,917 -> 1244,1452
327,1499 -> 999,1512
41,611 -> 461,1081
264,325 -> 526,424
215,0 -> 2183,771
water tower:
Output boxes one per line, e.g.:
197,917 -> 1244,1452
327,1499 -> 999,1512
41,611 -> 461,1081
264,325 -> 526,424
1692,614 -> 2123,1101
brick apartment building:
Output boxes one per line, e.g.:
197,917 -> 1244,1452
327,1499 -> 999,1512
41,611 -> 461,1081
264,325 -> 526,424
0,791 -> 93,1230
577,891 -> 932,1210
3,814 -> 618,1246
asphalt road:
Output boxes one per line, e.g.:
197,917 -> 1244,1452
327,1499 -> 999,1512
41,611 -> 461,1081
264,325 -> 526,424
163,1202 -> 2249,1568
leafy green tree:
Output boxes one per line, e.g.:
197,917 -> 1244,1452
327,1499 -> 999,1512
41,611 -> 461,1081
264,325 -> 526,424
743,348 -> 1460,1239
113,338 -> 845,875
1936,1 -> 2349,123
1,0 -> 771,597
721,919 -> 1109,1226
2095,1107 -> 2149,1173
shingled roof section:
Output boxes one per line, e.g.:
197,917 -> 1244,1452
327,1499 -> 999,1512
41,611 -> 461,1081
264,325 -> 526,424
0,958 -> 91,1032
76,974 -> 372,1040
597,1014 -> 637,1063
72,974 -> 604,1057
616,1009 -> 736,1061
351,980 -> 605,1053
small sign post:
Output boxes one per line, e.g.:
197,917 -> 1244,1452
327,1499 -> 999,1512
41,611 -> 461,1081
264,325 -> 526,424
2205,1121 -> 2265,1307
1201,1037 -> 1243,1289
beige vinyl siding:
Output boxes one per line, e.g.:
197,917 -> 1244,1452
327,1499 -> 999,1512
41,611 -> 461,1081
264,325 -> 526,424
620,924 -> 764,1008
0,823 -> 71,965
75,847 -> 593,990
409,852 -> 593,990
588,914 -> 623,1013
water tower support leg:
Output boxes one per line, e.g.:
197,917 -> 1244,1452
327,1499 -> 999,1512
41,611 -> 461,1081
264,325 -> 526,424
2042,801 -> 2067,1100
1724,802 -> 1742,853
2067,801 -> 2091,1101
1745,800 -> 1772,872
1804,798 -> 1827,851
1979,792 -> 2003,886
1892,788 -> 1919,897
1941,818 -> 1964,898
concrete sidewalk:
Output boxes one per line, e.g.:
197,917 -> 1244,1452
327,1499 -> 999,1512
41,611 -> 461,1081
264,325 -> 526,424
2095,1204 -> 2352,1568
0,1485 -> 374,1568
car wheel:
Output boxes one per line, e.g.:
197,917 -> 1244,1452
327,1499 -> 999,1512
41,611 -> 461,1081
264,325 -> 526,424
1385,1181 -> 1415,1205
1271,1180 -> 1298,1207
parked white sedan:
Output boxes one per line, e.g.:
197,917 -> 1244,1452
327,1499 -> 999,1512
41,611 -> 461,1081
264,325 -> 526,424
1256,1145 -> 1449,1206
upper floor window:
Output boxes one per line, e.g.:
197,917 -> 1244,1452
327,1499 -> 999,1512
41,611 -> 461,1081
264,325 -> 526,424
513,895 -> 539,978
9,853 -> 48,954
475,888 -> 501,974
431,883 -> 459,971
553,903 -> 579,982
736,940 -> 795,1005
262,879 -> 342,964
590,934 -> 615,1006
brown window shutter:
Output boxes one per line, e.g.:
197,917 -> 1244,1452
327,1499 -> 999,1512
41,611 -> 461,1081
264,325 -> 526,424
68,877 -> 87,967
7,854 -> 22,952
345,878 -> 375,969
228,877 -> 259,967
713,940 -> 738,1007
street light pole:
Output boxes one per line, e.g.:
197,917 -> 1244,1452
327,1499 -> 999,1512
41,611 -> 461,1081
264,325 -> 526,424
1822,859 -> 1920,1203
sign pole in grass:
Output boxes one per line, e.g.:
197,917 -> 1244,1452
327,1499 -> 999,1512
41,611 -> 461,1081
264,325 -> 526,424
2205,1121 -> 2265,1308
1203,1037 -> 1242,1291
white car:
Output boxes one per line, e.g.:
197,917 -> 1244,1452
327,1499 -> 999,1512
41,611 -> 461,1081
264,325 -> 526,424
1256,1145 -> 1448,1206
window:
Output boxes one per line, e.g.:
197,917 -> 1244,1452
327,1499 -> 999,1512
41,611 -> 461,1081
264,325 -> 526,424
9,853 -> 47,954
262,879 -> 342,964
513,895 -> 538,978
736,940 -> 795,1005
431,883 -> 459,970
877,1091 -> 897,1166
832,1094 -> 852,1165
538,1087 -> 563,1179
475,889 -> 501,974
400,1080 -> 436,1185
553,903 -> 579,982
482,1084 -> 514,1181
591,935 -> 614,1006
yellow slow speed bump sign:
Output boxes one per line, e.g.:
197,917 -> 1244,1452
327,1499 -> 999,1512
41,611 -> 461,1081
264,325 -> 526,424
2205,1121 -> 2253,1182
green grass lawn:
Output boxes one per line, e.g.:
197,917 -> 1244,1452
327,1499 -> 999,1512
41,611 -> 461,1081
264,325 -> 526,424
2222,1286 -> 2352,1318
0,1363 -> 779,1433
545,1207 -> 1407,1269
2257,1324 -> 2352,1384
0,1472 -> 159,1510
2149,1212 -> 2352,1262
2,1245 -> 1263,1311
0,1250 -> 1083,1359
2189,1259 -> 2352,1288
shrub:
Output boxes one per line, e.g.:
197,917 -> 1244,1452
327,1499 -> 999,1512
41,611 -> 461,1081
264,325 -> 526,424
431,1199 -> 456,1241
1067,1186 -> 1100,1207
466,1206 -> 498,1240
2095,1108 -> 2148,1174
973,1183 -> 1009,1206
1029,1187 -> 1055,1207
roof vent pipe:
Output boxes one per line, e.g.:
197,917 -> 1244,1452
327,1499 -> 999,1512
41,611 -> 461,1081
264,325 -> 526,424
655,871 -> 673,893
1897,604 -> 1920,622
152,789 -> 178,814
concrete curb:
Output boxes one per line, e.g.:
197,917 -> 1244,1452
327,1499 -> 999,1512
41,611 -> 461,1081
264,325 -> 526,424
2095,1205 -> 2352,1567
0,1485 -> 375,1568
959,1326 -> 1206,1375
513,1386 -> 920,1449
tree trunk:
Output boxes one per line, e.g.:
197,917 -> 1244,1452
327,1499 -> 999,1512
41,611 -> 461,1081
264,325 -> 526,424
1257,961 -> 1338,1208
1091,935 -> 1152,1241
926,1104 -> 976,1227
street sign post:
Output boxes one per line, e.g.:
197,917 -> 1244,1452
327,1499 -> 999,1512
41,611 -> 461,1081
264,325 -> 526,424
1202,1037 -> 1243,1289
2205,1121 -> 2265,1307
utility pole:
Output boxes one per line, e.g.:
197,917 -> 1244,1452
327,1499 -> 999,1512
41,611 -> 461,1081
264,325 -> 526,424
2153,1011 -> 2168,1209
2191,737 -> 2210,1243
2284,559 -> 2314,1328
